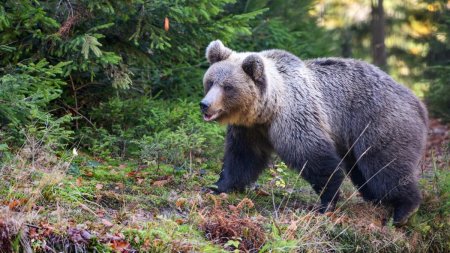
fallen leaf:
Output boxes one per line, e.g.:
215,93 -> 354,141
8,199 -> 21,210
175,198 -> 187,210
324,211 -> 335,218
76,177 -> 83,186
29,227 -> 38,239
143,239 -> 151,247
102,218 -> 113,227
228,205 -> 237,212
368,222 -> 380,231
96,209 -> 105,218
110,240 -> 130,252
333,216 -> 349,225
84,171 -> 94,177
96,183 -> 104,190
115,182 -> 124,190
285,220 -> 298,240
153,239 -> 163,248
255,188 -> 269,196
152,176 -> 173,187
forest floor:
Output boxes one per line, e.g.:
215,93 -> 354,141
0,118 -> 448,252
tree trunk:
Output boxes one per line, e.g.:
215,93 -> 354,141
371,0 -> 387,69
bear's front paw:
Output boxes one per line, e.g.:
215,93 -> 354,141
201,186 -> 218,194
202,184 -> 224,194
212,179 -> 245,194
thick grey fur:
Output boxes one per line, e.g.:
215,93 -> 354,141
202,46 -> 428,226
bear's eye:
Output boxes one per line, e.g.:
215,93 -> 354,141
223,85 -> 233,92
206,81 -> 214,89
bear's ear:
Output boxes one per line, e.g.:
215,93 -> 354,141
242,54 -> 265,83
206,40 -> 232,64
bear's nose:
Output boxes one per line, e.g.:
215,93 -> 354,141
199,101 -> 210,113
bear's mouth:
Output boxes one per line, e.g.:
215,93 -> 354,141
203,110 -> 222,122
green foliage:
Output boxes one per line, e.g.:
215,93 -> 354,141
0,60 -> 68,125
412,152 -> 450,252
0,59 -> 73,149
79,97 -> 224,164
232,0 -> 336,58
123,220 -> 224,252
424,3 -> 450,121
426,65 -> 450,121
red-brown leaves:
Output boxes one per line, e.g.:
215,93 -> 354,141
199,194 -> 266,252
152,175 -> 173,187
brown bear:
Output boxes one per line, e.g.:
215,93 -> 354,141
200,40 -> 428,225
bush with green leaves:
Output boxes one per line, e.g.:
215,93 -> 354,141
424,5 -> 450,121
79,97 -> 225,165
1,0 -> 264,97
231,0 -> 336,58
0,60 -> 73,151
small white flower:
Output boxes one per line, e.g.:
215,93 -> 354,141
72,148 -> 78,156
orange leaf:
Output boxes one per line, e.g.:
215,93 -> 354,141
115,182 -> 124,190
8,199 -> 20,210
29,227 -> 38,239
76,177 -> 83,186
110,240 -> 130,251
126,171 -> 138,178
152,176 -> 172,187
153,239 -> 163,248
164,17 -> 169,31
175,197 -> 187,210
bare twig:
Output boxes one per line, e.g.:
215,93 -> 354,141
59,100 -> 96,128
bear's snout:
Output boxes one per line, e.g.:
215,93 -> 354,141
199,101 -> 210,113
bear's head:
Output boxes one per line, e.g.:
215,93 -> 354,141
200,40 -> 267,126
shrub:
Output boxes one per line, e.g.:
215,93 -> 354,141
79,97 -> 225,165
0,60 -> 73,152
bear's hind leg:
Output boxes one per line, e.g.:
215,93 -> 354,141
391,182 -> 422,226
347,167 -> 379,202
352,148 -> 422,226
344,154 -> 378,202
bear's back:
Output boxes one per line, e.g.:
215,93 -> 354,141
262,53 -> 427,149
306,58 -> 427,147
305,58 -> 426,121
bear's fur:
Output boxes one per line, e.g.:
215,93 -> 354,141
200,40 -> 428,225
